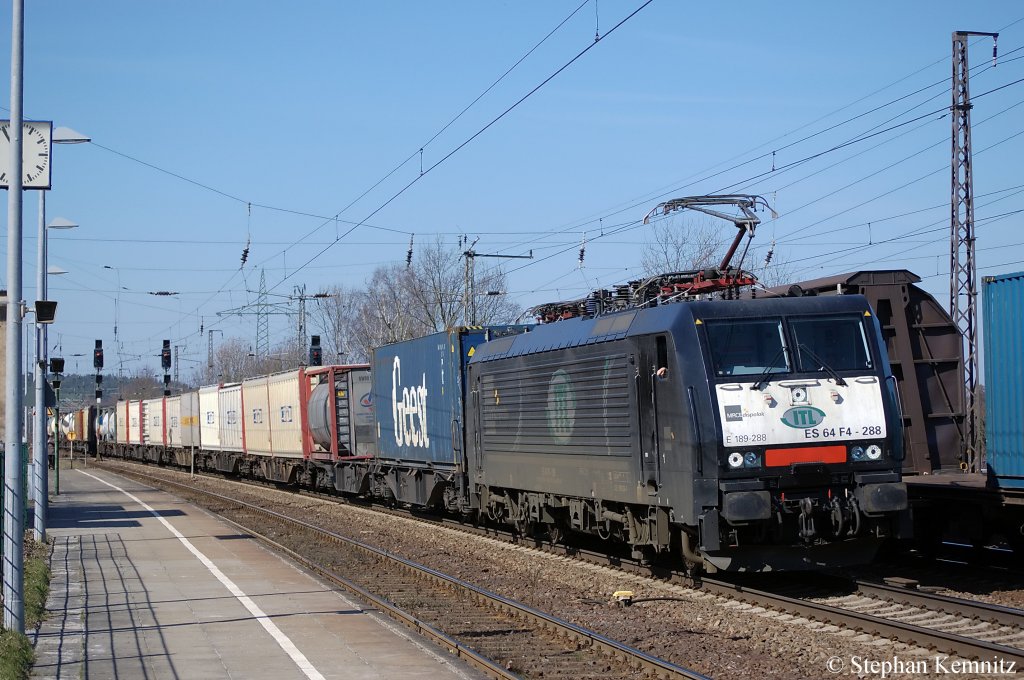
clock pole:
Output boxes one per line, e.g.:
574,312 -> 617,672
3,0 -> 26,633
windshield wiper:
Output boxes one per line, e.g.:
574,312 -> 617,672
750,347 -> 788,391
798,344 -> 848,386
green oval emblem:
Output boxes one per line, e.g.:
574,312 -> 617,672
781,406 -> 826,429
546,369 -> 576,443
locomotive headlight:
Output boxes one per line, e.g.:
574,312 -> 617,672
850,446 -> 865,461
865,444 -> 883,460
744,451 -> 760,468
727,452 -> 745,468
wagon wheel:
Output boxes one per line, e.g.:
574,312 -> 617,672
514,517 -> 536,539
547,522 -> 565,545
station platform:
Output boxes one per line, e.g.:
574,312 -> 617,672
30,467 -> 480,680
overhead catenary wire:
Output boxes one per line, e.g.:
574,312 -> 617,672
269,0 -> 656,294
131,1 -> 646,351
37,17 -> 1024,372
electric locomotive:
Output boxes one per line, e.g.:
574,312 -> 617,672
465,291 -> 909,572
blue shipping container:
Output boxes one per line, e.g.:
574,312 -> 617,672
983,271 -> 1024,489
372,327 -> 527,465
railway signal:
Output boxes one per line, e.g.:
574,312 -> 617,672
94,340 -> 103,405
309,335 -> 323,366
161,339 -> 171,396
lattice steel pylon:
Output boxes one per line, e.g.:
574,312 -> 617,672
256,268 -> 270,358
950,30 -> 997,473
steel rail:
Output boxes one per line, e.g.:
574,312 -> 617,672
855,579 -> 1024,629
700,577 -> 1024,665
120,467 -> 710,680
104,460 -> 1024,666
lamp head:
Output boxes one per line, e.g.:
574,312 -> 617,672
35,300 -> 57,323
52,126 -> 90,144
46,217 -> 78,230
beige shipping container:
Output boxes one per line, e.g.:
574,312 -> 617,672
241,375 -> 272,455
180,391 -> 201,448
241,369 -> 305,458
218,383 -> 243,452
268,369 -> 304,458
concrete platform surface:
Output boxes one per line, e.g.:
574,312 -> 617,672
30,467 -> 481,680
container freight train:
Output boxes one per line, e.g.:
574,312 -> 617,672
100,365 -> 376,486
87,290 -> 909,573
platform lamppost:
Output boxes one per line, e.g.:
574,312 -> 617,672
31,125 -> 89,543
48,358 -> 64,496
32,217 -> 77,541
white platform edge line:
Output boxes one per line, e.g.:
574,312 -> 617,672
78,470 -> 327,680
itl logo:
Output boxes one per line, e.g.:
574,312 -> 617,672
392,356 -> 430,448
781,406 -> 826,429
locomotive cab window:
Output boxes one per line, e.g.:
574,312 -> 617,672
790,315 -> 871,372
705,319 -> 788,377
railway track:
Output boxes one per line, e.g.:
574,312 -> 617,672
102,459 -> 1024,667
698,577 -> 1024,666
110,464 -> 708,680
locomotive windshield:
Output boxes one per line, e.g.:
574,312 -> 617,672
790,315 -> 872,372
705,314 -> 872,378
706,319 -> 789,377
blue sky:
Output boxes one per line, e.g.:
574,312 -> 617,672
2,2 -> 1022,379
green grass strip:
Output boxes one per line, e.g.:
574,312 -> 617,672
0,536 -> 52,680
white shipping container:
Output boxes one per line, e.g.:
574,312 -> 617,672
165,396 -> 182,448
115,400 -> 129,445
143,398 -> 165,446
199,385 -> 221,450
218,383 -> 244,452
127,400 -> 143,445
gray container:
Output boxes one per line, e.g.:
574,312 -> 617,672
372,327 -> 525,465
983,271 -> 1024,490
308,366 -> 376,459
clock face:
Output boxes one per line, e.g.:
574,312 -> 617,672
0,120 -> 53,189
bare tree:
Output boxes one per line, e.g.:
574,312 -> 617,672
471,262 -> 519,325
118,373 -> 166,400
353,237 -> 521,356
407,236 -> 465,331
309,284 -> 368,363
642,216 -> 797,289
641,217 -> 728,275
211,337 -> 256,383
351,263 -> 427,357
